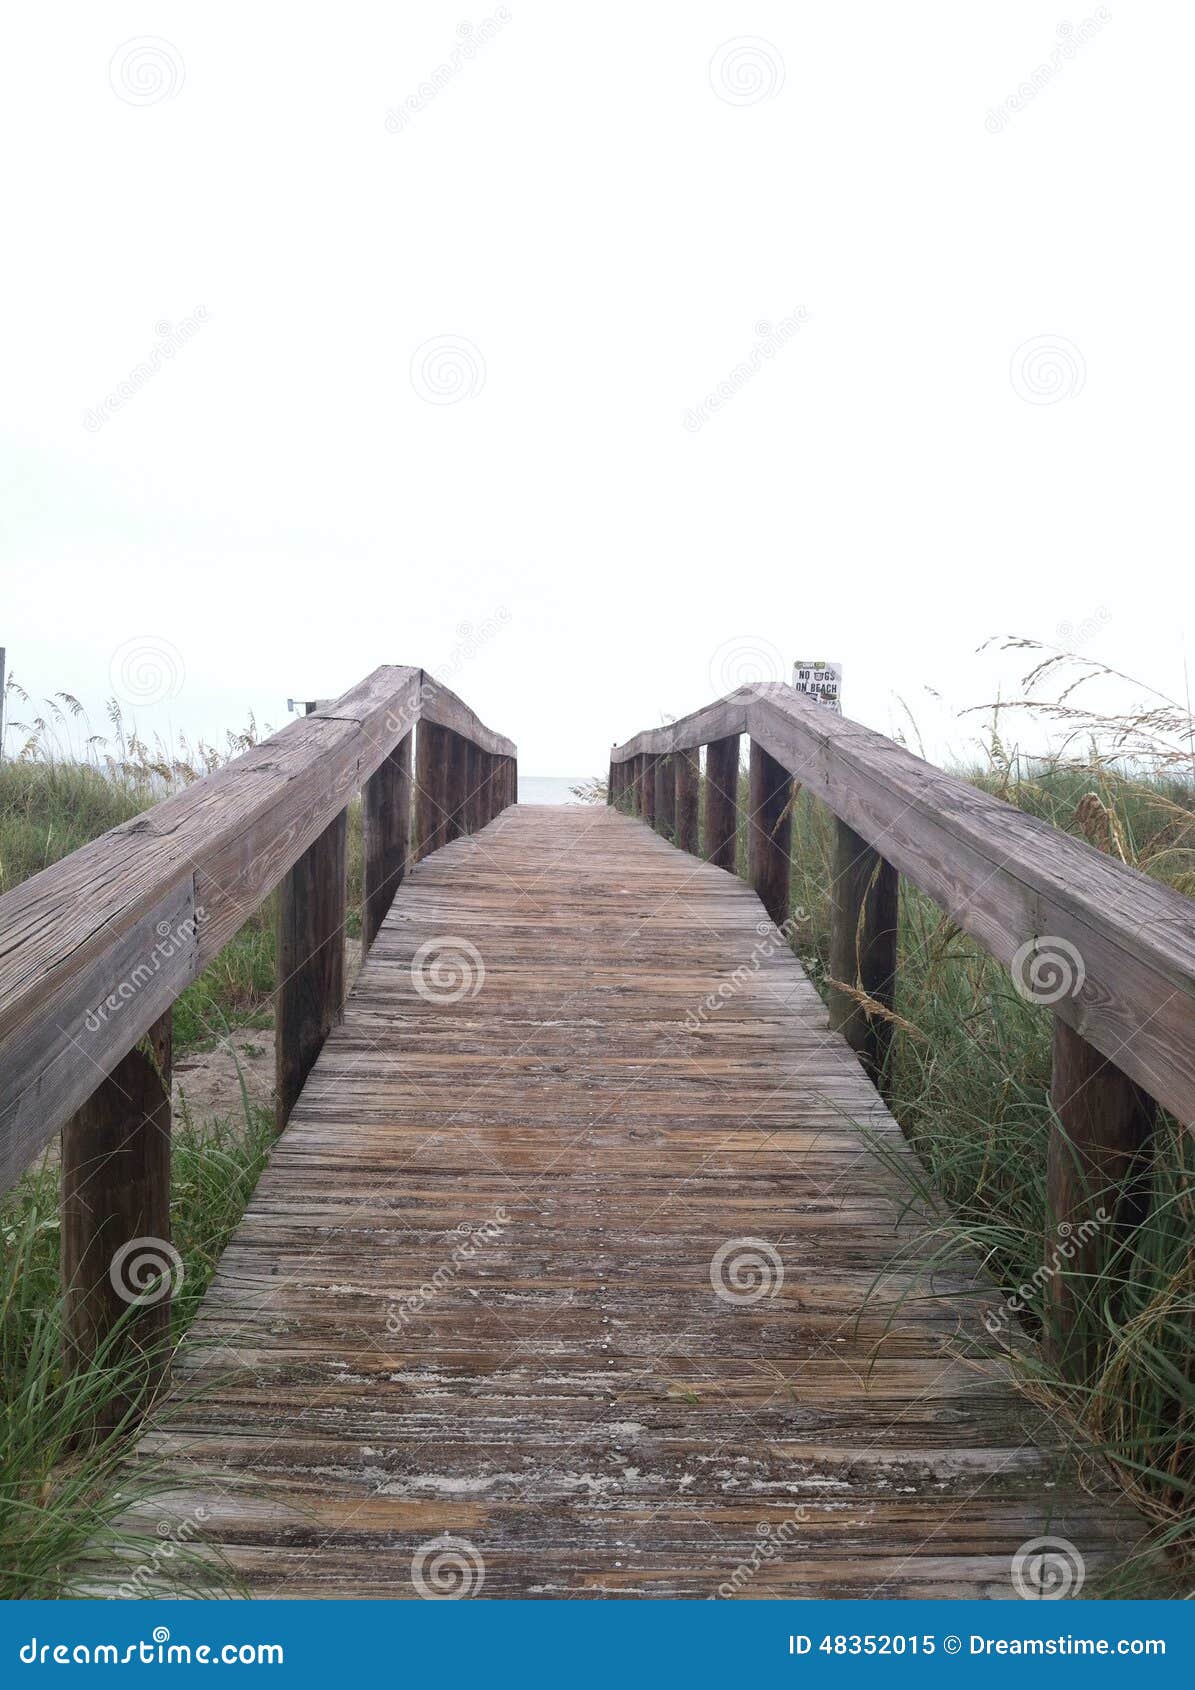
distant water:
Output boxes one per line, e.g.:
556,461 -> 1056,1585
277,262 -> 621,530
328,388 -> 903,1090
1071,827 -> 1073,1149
517,775 -> 592,806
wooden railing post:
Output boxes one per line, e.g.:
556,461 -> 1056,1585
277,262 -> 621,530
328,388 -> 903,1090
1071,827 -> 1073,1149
1046,1020 -> 1155,1379
642,755 -> 659,829
414,721 -> 450,860
828,818 -> 899,1089
61,1009 -> 173,1437
463,740 -> 478,832
481,750 -> 496,825
362,731 -> 412,954
656,755 -> 675,838
444,731 -> 468,841
704,734 -> 739,870
748,740 -> 792,928
674,748 -> 699,853
276,807 -> 347,1129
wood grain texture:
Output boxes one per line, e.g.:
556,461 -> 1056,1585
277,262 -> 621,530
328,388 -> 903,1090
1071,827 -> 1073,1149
112,807 -> 1140,1599
362,733 -> 412,955
748,740 -> 792,929
703,735 -> 740,871
61,1010 -> 173,1437
655,753 -> 675,839
674,748 -> 699,855
275,810 -> 347,1130
613,683 -> 1195,1129
0,668 -> 514,1191
1046,1020 -> 1155,1380
828,817 -> 899,1090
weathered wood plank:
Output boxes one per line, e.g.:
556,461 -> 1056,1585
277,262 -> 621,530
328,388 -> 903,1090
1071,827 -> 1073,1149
1046,1020 -> 1155,1379
275,809 -> 347,1129
674,747 -> 699,854
362,733 -> 412,955
62,1010 -> 173,1438
0,668 -> 514,1190
613,682 -> 1195,1129
748,739 -> 791,928
828,817 -> 900,1089
703,734 -> 739,871
0,879 -> 198,1194
111,808 -> 1141,1599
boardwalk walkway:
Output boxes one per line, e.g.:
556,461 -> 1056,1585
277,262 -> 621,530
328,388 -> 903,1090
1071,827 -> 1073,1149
130,805 -> 1131,1598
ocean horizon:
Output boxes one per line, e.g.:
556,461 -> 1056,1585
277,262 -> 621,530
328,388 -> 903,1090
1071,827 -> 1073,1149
517,775 -> 593,806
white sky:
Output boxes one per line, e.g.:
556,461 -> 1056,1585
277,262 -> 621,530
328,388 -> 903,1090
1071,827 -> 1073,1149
2,2 -> 1192,774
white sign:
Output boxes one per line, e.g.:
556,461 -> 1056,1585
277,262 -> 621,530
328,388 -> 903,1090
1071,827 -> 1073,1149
792,660 -> 842,711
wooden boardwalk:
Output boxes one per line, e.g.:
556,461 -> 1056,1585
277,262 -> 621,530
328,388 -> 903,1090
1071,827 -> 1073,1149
128,805 -> 1132,1598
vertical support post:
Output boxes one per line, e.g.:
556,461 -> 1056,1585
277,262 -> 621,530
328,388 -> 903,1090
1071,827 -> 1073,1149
362,731 -> 412,954
1046,1021 -> 1154,1379
414,721 -> 450,860
704,735 -> 740,870
656,754 -> 675,838
827,818 -> 899,1089
464,740 -> 480,833
607,756 -> 616,806
643,755 -> 659,829
276,807 -> 347,1129
674,747 -> 699,854
748,740 -> 792,928
479,750 -> 495,826
61,1010 -> 173,1437
443,731 -> 468,841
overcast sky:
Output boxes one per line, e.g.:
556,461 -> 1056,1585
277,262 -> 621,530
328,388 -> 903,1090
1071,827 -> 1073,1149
2,3 -> 1191,774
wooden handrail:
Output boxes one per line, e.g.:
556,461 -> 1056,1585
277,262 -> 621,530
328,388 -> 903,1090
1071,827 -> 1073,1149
612,681 -> 1195,1128
0,665 -> 515,1431
611,679 -> 1195,1378
0,666 -> 514,1188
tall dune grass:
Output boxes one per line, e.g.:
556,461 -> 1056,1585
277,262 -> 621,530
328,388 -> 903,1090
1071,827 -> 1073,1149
607,646 -> 1195,1584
